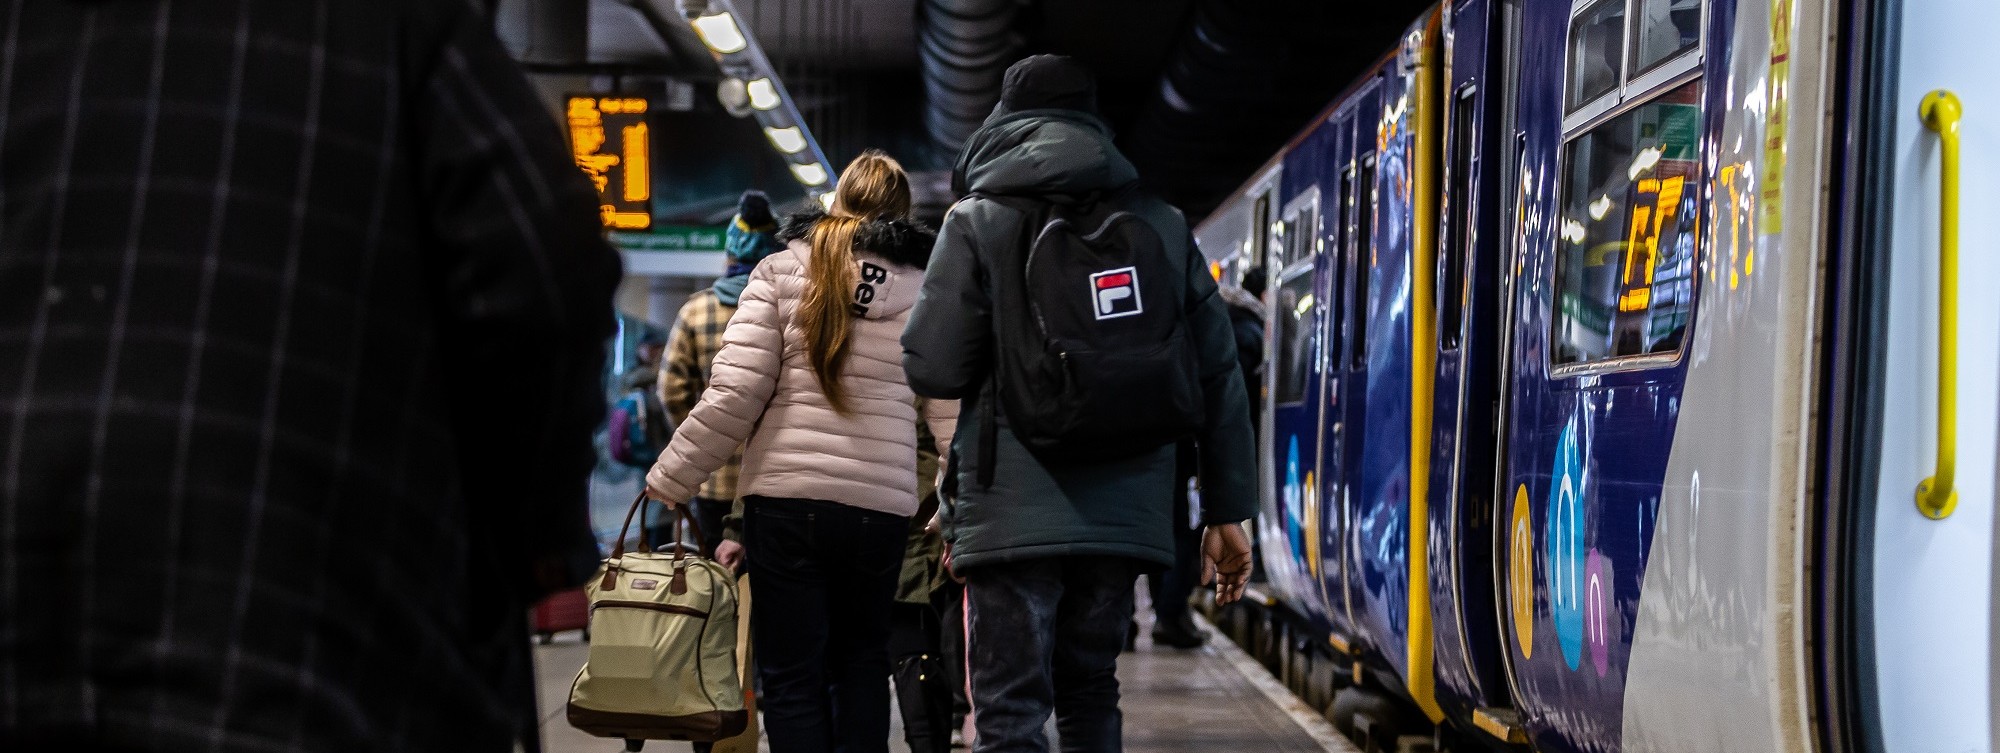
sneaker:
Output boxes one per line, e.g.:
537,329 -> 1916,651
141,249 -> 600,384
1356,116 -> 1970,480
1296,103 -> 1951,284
1150,615 -> 1207,649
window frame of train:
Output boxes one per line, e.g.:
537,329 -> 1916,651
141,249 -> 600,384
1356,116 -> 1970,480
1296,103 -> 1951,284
1274,188 -> 1323,407
1351,154 -> 1379,371
1439,83 -> 1480,351
1548,0 -> 1708,376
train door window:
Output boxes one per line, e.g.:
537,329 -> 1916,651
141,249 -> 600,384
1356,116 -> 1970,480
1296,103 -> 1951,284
1565,0 -> 1625,112
1551,78 -> 1702,367
1350,156 -> 1377,370
1274,271 -> 1315,405
1630,0 -> 1702,76
1250,190 -> 1274,274
1331,166 -> 1354,362
1440,85 -> 1478,351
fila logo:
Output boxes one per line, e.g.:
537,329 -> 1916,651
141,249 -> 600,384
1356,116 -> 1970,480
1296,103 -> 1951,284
1090,267 -> 1143,320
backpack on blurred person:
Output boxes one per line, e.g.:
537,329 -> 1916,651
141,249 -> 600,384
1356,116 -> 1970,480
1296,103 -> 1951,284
568,494 -> 746,748
971,187 -> 1204,484
608,387 -> 671,467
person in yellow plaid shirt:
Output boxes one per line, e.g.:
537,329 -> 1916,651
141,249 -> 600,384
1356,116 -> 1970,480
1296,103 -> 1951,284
658,190 -> 783,569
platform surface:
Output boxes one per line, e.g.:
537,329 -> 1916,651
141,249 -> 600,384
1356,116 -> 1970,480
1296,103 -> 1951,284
533,615 -> 1341,753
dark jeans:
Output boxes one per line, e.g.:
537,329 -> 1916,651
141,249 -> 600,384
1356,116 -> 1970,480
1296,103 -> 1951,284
964,556 -> 1140,753
1147,478 -> 1201,626
745,496 -> 909,753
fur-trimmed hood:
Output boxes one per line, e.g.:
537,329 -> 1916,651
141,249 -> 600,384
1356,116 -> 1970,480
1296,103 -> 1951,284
776,209 -> 936,270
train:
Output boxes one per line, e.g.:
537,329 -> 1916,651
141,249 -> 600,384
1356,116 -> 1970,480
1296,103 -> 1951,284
1192,0 -> 1998,751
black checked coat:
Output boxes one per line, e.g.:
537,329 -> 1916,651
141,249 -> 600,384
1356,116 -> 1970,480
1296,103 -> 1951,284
0,0 -> 622,750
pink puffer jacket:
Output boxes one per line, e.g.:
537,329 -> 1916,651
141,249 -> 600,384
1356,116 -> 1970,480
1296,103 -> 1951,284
647,215 -> 957,517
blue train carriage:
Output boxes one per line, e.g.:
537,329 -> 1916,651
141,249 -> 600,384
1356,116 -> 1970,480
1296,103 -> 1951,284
1196,2 -> 1454,721
1199,0 -> 2000,750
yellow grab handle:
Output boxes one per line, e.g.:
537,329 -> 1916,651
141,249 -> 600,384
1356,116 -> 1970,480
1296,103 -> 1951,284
1915,90 -> 1961,520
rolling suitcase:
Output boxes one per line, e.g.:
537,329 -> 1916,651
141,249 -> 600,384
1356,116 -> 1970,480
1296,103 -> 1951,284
532,587 -> 590,644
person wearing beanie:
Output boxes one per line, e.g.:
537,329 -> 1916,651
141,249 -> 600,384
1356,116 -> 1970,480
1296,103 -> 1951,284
659,189 -> 786,562
904,55 -> 1256,752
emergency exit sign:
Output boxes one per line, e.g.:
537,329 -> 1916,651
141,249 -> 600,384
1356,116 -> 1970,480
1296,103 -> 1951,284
566,95 -> 652,231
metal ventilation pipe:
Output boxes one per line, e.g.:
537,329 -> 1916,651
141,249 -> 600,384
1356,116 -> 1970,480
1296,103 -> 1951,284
919,0 -> 1023,157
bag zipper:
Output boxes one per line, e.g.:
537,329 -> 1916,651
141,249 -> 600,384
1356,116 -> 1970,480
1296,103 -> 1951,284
591,599 -> 709,619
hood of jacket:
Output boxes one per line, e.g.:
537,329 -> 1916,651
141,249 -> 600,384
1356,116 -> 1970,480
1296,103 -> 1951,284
952,109 -> 1138,200
776,210 -> 936,321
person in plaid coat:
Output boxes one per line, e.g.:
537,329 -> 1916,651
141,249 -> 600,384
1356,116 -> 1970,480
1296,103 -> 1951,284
0,1 -> 622,750
659,190 -> 783,568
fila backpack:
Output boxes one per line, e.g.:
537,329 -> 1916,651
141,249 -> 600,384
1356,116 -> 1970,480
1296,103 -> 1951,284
974,190 -> 1204,484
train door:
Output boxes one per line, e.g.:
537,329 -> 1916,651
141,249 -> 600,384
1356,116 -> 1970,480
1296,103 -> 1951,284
1271,171 -> 1333,624
1335,83 -> 1385,660
1426,0 -> 1516,732
1317,114 -> 1357,646
1862,0 -> 2000,748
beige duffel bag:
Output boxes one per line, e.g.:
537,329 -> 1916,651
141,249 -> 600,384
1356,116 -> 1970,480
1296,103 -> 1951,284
568,493 -> 747,748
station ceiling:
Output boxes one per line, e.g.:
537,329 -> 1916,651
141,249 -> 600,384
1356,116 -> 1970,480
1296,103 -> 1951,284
524,0 -> 1431,223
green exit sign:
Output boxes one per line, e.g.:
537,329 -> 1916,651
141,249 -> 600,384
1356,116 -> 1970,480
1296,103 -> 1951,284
612,225 -> 727,253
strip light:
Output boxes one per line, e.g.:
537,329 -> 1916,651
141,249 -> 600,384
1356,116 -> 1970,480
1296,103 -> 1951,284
691,12 -> 747,54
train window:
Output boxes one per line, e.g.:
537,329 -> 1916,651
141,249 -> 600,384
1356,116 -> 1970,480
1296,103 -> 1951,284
1440,86 -> 1477,351
1274,268 -> 1315,405
1565,0 -> 1624,112
1631,0 -> 1702,76
1253,192 -> 1273,270
1551,78 -> 1702,367
1350,157 -> 1377,370
1331,167 -> 1353,362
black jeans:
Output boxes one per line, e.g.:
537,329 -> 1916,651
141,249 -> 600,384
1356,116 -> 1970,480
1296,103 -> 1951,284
1147,477 -> 1201,626
745,496 -> 909,753
964,556 -> 1140,753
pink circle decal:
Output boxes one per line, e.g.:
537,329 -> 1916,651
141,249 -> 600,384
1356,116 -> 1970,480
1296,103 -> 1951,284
1583,549 -> 1615,677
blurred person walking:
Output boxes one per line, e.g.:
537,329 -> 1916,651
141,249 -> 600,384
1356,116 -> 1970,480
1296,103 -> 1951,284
646,152 -> 957,753
656,190 -> 783,560
0,1 -> 621,751
901,55 -> 1257,753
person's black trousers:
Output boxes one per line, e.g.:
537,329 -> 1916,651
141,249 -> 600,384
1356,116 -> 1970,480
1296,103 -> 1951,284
744,496 -> 908,753
963,556 -> 1140,753
1146,477 -> 1202,628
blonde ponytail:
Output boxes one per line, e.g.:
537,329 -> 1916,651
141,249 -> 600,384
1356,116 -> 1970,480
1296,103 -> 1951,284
800,150 -> 912,412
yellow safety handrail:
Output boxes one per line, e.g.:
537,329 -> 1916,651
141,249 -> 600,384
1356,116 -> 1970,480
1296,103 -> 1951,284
1915,89 -> 1961,520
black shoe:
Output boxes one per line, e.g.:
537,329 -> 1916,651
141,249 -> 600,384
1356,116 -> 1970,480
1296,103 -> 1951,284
1151,615 -> 1208,649
1124,620 -> 1139,652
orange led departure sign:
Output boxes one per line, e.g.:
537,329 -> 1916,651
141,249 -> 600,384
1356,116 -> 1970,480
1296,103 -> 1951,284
567,95 -> 652,231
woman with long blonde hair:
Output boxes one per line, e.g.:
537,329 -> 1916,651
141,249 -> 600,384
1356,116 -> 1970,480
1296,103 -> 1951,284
647,151 -> 956,753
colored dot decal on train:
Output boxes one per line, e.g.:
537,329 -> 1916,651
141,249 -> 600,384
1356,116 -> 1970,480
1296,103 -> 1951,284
1585,548 -> 1616,677
1304,471 -> 1322,582
1284,436 -> 1305,558
1547,417 -> 1587,672
1510,484 -> 1534,659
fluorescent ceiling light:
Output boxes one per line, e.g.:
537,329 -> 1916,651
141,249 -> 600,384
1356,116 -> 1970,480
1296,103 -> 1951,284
1588,195 -> 1612,221
746,78 -> 781,110
691,13 -> 747,54
791,163 -> 829,186
764,126 -> 807,154
1627,147 -> 1663,181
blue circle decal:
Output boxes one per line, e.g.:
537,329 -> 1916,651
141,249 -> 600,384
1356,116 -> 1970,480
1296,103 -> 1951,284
1546,417 -> 1587,671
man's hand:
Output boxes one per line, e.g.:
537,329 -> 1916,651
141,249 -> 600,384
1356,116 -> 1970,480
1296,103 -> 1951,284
1201,522 -> 1253,606
715,539 -> 745,571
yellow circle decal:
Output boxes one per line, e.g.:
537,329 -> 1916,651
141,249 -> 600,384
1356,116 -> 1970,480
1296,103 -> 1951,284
1510,484 -> 1534,659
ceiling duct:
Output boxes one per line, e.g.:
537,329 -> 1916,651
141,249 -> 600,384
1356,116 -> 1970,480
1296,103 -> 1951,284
918,0 -> 1022,157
